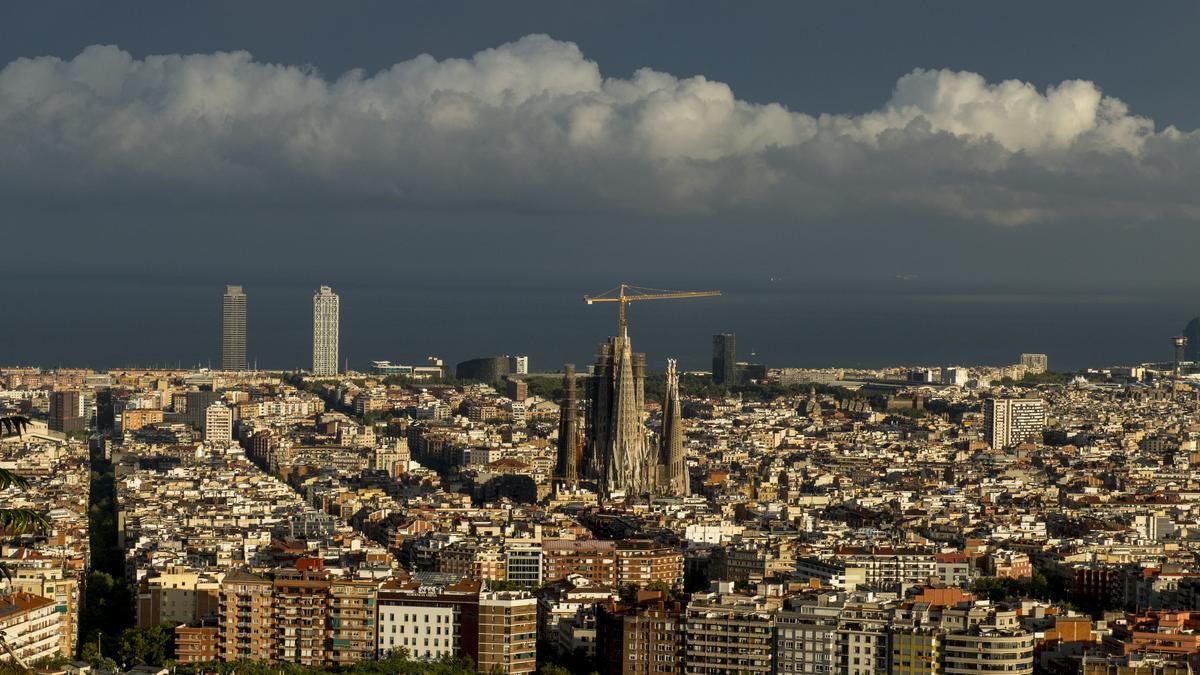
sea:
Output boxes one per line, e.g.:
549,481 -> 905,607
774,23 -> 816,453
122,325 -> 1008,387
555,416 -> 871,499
3,273 -> 1195,374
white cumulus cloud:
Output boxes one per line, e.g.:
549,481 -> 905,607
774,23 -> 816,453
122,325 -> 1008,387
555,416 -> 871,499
0,34 -> 1197,225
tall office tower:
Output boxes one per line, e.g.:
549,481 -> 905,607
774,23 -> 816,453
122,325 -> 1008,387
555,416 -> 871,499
556,364 -> 578,488
221,285 -> 247,371
586,334 -> 652,498
312,285 -> 339,376
1018,353 -> 1049,374
658,359 -> 688,496
712,333 -> 736,385
983,397 -> 1047,448
49,390 -> 84,433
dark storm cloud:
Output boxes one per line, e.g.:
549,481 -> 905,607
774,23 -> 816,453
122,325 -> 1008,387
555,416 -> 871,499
2,34 -> 1200,226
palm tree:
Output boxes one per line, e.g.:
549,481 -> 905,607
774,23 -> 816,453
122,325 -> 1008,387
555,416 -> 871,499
0,415 -> 49,581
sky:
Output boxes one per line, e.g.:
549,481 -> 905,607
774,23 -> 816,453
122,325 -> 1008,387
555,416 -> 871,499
3,1 -> 1200,369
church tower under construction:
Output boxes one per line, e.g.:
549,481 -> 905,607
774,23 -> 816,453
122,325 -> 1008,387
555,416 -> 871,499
580,284 -> 719,500
556,363 -> 580,488
658,359 -> 689,496
585,333 -> 652,498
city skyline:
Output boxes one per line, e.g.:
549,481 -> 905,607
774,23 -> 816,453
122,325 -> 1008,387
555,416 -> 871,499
5,5 -> 1200,673
16,276 -> 1200,375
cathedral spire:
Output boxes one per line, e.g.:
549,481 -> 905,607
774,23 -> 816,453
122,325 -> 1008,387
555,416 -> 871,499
589,332 -> 650,499
660,358 -> 688,496
556,363 -> 578,488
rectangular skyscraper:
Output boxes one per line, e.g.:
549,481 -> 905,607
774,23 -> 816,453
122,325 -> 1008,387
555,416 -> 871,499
312,285 -> 340,376
712,333 -> 736,385
49,390 -> 84,433
983,397 -> 1046,448
221,285 -> 247,371
1019,353 -> 1049,374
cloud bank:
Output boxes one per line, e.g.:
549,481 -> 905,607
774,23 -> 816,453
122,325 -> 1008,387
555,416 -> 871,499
1,34 -> 1197,225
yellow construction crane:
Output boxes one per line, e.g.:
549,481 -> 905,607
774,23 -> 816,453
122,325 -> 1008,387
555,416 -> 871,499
584,283 -> 721,334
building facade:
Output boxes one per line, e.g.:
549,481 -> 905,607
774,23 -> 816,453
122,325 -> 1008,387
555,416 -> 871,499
597,597 -> 685,675
222,284 -> 247,371
473,591 -> 537,674
204,403 -> 233,443
586,334 -> 652,498
377,580 -> 481,661
0,592 -> 61,666
712,333 -> 736,385
983,397 -> 1047,449
684,588 -> 776,673
48,390 -> 83,433
312,285 -> 340,377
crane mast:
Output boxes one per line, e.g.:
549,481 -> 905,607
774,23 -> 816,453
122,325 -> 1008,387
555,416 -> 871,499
584,283 -> 721,334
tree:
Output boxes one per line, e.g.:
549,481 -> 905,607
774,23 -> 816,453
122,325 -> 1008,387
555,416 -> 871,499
79,637 -> 118,672
114,623 -> 175,667
644,580 -> 676,601
0,416 -> 48,580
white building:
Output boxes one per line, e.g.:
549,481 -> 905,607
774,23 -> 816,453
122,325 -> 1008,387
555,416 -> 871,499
942,366 -> 969,386
0,591 -> 61,666
983,397 -> 1047,448
312,285 -> 340,377
508,355 -> 528,375
377,595 -> 458,661
203,403 -> 232,443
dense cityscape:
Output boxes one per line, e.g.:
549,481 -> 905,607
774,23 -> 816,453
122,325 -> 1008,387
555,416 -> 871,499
9,4 -> 1200,674
1,282 -> 1200,675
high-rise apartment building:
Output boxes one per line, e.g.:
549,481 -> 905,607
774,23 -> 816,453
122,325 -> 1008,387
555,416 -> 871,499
218,570 -> 274,663
596,596 -> 685,675
1018,353 -> 1048,374
312,285 -> 340,377
983,398 -> 1047,448
216,569 -> 376,668
473,591 -> 537,674
776,603 -> 842,674
48,390 -> 84,433
222,285 -> 247,371
712,333 -> 736,385
204,403 -> 232,443
684,585 -> 776,673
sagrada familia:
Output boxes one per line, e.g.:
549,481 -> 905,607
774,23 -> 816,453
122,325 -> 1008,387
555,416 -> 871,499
555,330 -> 690,499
